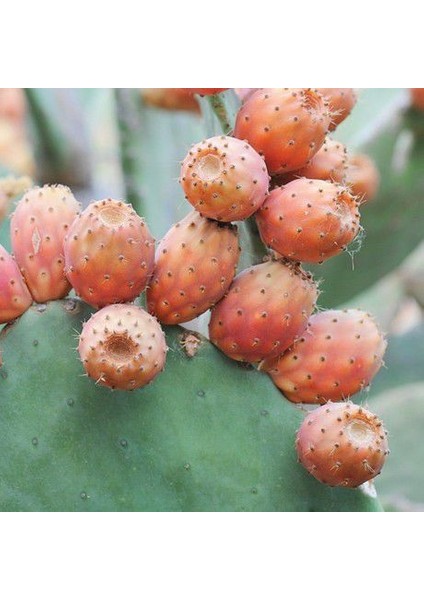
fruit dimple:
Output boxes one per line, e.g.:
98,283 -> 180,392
197,153 -> 222,181
104,333 -> 137,361
99,205 -> 128,226
345,419 -> 375,445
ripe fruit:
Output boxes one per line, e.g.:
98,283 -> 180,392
78,304 -> 167,391
147,211 -> 240,324
345,153 -> 380,204
64,199 -> 155,308
209,259 -> 318,363
410,88 -> 424,111
316,88 -> 357,131
142,89 -> 200,113
293,138 -> 348,183
296,401 -> 389,487
10,184 -> 81,302
180,135 -> 269,221
233,88 -> 331,175
255,178 -> 360,264
262,309 -> 387,403
0,244 -> 32,323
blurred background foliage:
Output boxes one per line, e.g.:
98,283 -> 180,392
0,88 -> 423,511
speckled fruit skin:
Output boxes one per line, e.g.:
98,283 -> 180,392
147,211 -> 240,324
209,259 -> 318,363
345,153 -> 380,204
64,199 -> 155,308
78,304 -> 167,391
316,88 -> 357,131
296,401 -> 389,487
182,88 -> 228,95
233,88 -> 331,175
255,178 -> 360,264
294,138 -> 348,183
180,135 -> 269,222
10,184 -> 81,302
0,244 -> 32,323
142,89 -> 200,113
262,309 -> 387,404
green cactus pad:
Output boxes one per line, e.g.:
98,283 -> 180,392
0,299 -> 382,511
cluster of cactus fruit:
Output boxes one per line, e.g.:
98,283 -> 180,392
0,88 -> 390,503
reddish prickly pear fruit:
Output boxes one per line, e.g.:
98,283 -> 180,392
293,138 -> 348,183
209,259 -> 318,363
0,244 -> 33,323
10,184 -> 81,303
180,135 -> 269,222
345,153 -> 380,204
316,88 -> 357,131
262,309 -> 387,404
410,88 -> 424,111
255,178 -> 360,264
142,89 -> 200,113
235,88 -> 258,103
296,401 -> 389,487
147,211 -> 240,324
78,304 -> 167,391
233,88 -> 331,175
64,199 -> 155,308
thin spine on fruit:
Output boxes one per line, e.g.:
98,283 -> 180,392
261,309 -> 387,403
10,184 -> 81,302
64,198 -> 155,308
146,210 -> 240,324
78,304 -> 167,391
296,401 -> 389,487
209,258 -> 318,363
315,88 -> 357,131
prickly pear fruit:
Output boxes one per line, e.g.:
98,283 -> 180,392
147,211 -> 240,324
316,88 -> 357,131
10,184 -> 81,302
0,244 -> 32,323
209,259 -> 318,363
233,88 -> 331,175
78,304 -> 167,391
180,135 -> 269,222
262,309 -> 387,404
293,138 -> 348,183
64,199 -> 155,308
345,153 -> 380,204
410,88 -> 424,111
296,401 -> 389,487
255,178 -> 360,263
142,89 -> 200,113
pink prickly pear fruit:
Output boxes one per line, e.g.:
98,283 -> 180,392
316,88 -> 357,131
255,178 -> 361,264
296,401 -> 389,487
64,199 -> 155,308
10,184 -> 81,303
345,153 -> 380,204
142,89 -> 200,113
147,211 -> 240,324
209,259 -> 318,363
233,88 -> 332,175
180,135 -> 269,222
0,244 -> 33,323
262,309 -> 387,404
78,304 -> 167,391
181,88 -> 229,95
293,138 -> 348,183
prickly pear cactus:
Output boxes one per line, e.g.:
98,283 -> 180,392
0,299 -> 380,511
